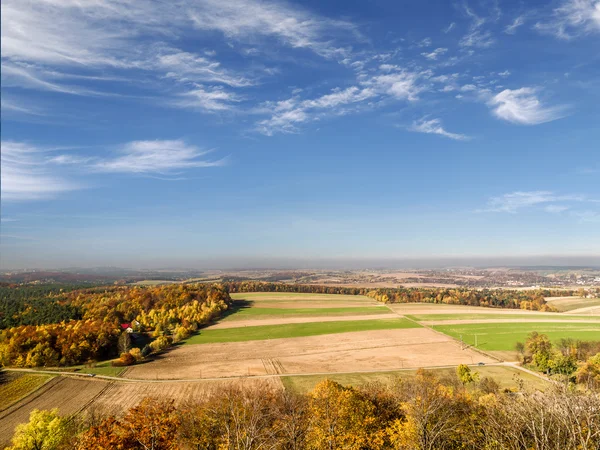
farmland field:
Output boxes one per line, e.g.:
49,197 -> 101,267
545,296 -> 600,313
221,305 -> 392,320
433,322 -> 600,351
406,313 -> 600,322
186,318 -> 419,344
0,372 -> 54,411
8,292 -> 597,445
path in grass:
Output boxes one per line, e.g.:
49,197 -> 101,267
434,322 -> 600,351
186,318 -> 420,345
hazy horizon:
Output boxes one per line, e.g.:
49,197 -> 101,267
2,254 -> 600,272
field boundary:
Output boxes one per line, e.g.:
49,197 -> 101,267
0,374 -> 56,414
0,377 -> 63,421
383,304 -> 505,363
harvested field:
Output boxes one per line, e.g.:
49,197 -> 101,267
406,313 -> 600,322
424,318 -> 600,326
229,292 -> 378,309
187,318 -> 418,344
125,328 -> 494,380
545,297 -> 600,313
207,313 -> 398,330
386,303 -> 552,315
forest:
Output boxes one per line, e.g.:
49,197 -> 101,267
223,281 -> 581,311
0,284 -> 231,367
5,369 -> 600,450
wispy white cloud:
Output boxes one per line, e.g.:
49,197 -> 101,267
3,0 -> 356,115
0,141 -> 80,201
488,88 -> 567,125
92,140 -> 226,174
172,86 -> 241,112
154,48 -> 254,88
480,191 -> 585,213
443,22 -> 456,33
460,5 -> 495,48
505,15 -> 526,34
535,0 -> 600,39
409,117 -> 470,140
256,86 -> 375,135
187,0 -> 357,59
365,70 -> 423,101
421,48 -> 448,60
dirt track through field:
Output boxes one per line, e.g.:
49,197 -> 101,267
124,328 -> 494,380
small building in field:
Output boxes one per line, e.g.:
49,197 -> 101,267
120,323 -> 134,333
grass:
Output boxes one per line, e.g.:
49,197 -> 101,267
223,304 -> 391,321
406,313 -> 600,322
77,362 -> 126,377
185,318 -> 420,345
281,365 -> 547,393
434,322 -> 600,351
0,372 -> 54,410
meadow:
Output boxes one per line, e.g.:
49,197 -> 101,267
185,317 -> 419,344
433,322 -> 600,351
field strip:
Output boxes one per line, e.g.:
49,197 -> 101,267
0,377 -> 63,421
422,318 -> 600,326
5,361 -> 537,384
208,313 -> 397,329
383,304 -> 505,363
186,318 -> 419,345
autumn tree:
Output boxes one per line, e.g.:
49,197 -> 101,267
9,409 -> 70,450
306,379 -> 382,450
76,399 -> 179,450
457,364 -> 479,385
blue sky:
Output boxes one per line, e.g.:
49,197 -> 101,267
1,0 -> 599,269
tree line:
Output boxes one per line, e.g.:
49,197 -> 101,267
0,283 -> 89,329
7,369 -> 600,450
223,281 -> 581,311
0,284 -> 231,367
517,332 -> 600,389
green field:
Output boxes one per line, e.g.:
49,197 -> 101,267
223,305 -> 391,320
0,372 -> 54,410
406,313 -> 600,322
281,365 -> 547,393
434,322 -> 600,351
185,318 -> 420,345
